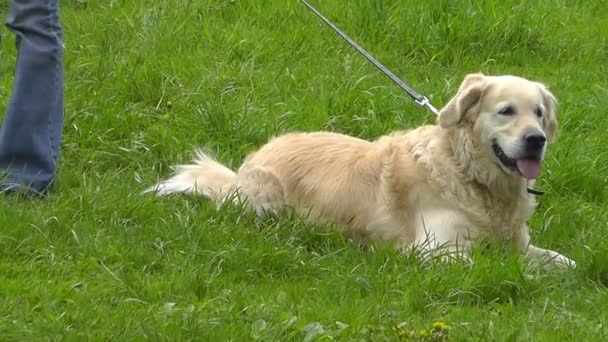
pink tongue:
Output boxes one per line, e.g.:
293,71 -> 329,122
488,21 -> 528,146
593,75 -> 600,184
516,160 -> 541,179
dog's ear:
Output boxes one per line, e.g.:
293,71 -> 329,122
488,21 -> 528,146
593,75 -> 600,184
535,82 -> 558,143
438,73 -> 487,128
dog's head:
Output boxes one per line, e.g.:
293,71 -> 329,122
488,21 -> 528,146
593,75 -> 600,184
438,73 -> 558,180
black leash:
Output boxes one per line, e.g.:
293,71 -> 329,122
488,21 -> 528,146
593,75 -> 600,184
299,0 -> 544,196
299,0 -> 438,115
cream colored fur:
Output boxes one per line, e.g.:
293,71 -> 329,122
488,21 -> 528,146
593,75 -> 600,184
146,73 -> 576,271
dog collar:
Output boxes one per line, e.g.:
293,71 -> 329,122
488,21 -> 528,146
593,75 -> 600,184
527,187 -> 545,195
526,180 -> 545,195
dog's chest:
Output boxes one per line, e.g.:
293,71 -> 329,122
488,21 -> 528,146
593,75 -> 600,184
416,189 -> 534,241
414,191 -> 484,241
453,185 -> 536,239
482,195 -> 535,238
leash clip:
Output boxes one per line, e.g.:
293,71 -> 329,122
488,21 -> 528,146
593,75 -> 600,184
415,96 -> 439,116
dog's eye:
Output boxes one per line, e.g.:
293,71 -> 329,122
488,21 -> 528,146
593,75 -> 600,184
534,106 -> 543,118
497,106 -> 515,116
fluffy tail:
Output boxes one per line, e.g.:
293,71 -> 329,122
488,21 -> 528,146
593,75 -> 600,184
144,150 -> 236,204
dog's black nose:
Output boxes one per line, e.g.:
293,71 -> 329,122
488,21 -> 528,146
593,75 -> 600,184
525,133 -> 546,148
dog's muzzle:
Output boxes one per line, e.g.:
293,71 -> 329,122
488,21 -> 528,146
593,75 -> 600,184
492,133 -> 545,180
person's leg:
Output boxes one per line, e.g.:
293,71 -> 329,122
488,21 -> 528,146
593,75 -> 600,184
0,0 -> 64,195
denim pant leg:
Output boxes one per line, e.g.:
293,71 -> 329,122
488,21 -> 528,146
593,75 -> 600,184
0,0 -> 64,193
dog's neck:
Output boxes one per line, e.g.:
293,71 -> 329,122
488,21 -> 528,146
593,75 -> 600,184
445,127 -> 528,200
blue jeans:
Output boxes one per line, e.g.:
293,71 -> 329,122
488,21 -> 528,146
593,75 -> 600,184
0,0 -> 64,195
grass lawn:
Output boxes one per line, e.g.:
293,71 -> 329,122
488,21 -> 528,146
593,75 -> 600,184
1,0 -> 608,340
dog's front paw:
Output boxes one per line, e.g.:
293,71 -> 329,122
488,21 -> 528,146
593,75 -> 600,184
527,247 -> 576,271
549,253 -> 576,270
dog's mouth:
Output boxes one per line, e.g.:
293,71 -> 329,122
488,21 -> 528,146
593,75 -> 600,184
492,141 -> 542,180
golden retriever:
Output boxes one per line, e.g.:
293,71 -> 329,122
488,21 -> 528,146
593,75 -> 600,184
146,73 -> 576,271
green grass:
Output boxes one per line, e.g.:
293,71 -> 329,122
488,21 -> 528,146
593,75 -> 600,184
1,0 -> 608,340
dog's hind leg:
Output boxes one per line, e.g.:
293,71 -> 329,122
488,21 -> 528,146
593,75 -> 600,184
234,166 -> 286,217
